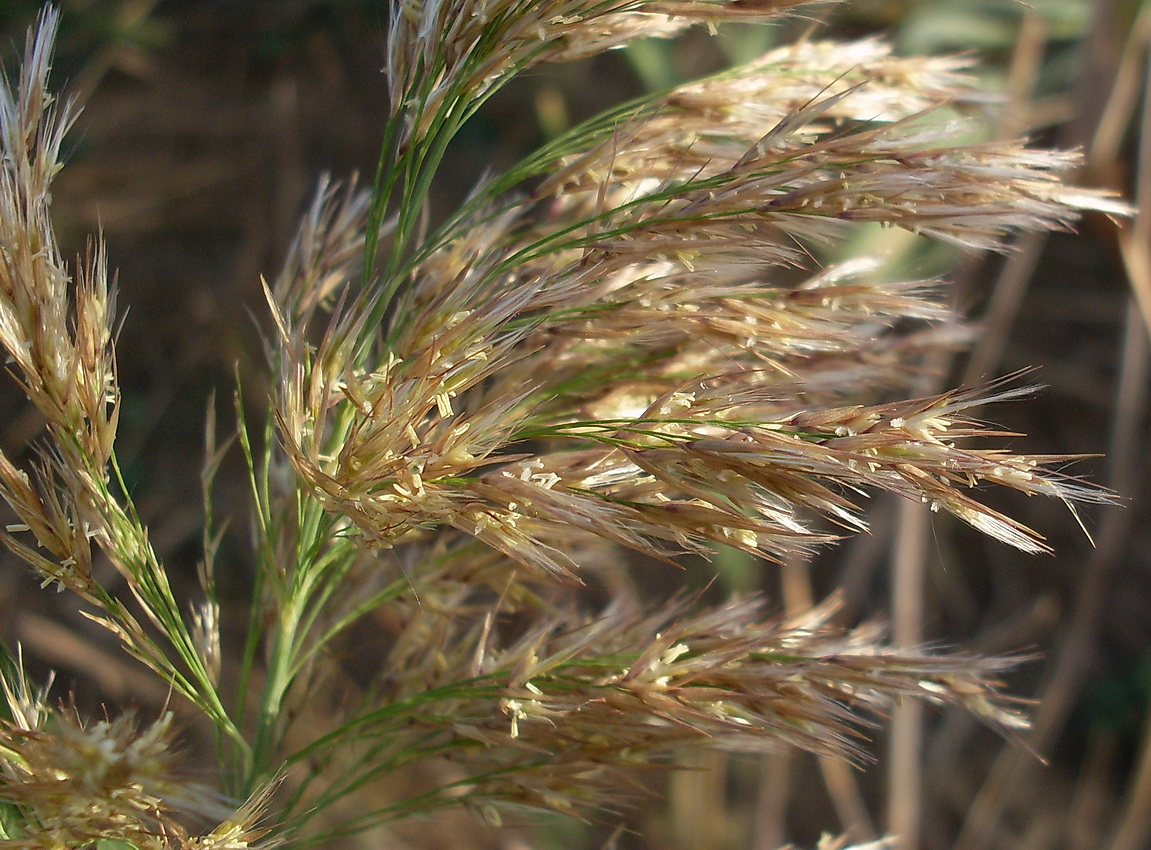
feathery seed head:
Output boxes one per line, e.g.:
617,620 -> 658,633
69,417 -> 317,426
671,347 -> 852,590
0,709 -> 235,849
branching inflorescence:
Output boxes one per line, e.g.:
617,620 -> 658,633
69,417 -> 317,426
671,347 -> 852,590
0,2 -> 1127,848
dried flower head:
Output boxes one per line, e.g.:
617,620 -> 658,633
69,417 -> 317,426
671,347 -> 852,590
289,591 -> 1028,833
0,709 -> 225,849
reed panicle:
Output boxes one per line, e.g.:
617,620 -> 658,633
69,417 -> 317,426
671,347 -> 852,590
0,3 -> 1127,847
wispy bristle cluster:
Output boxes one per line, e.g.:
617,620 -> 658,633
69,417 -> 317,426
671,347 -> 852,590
386,0 -> 837,144
0,9 -> 115,602
302,593 -> 1026,825
0,666 -> 279,850
536,39 -> 977,199
0,711 -> 208,849
0,12 -> 244,760
271,51 -> 1121,577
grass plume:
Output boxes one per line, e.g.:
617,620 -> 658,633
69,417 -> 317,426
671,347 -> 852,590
0,3 -> 1127,848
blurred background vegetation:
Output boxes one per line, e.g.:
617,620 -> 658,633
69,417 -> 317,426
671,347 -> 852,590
0,1 -> 1147,848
